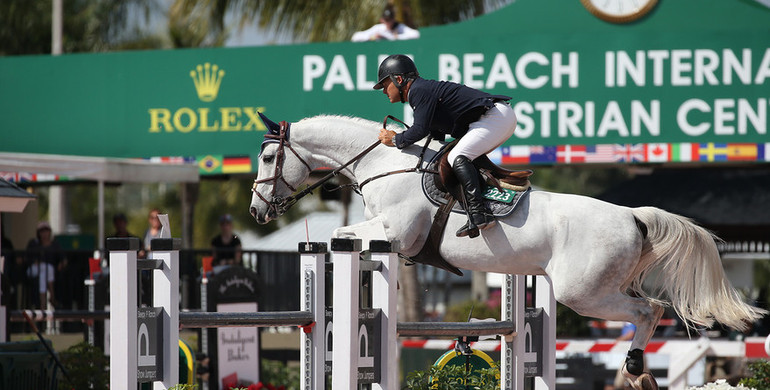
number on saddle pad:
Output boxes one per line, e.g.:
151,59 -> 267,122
483,186 -> 516,204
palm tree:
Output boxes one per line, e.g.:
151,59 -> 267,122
0,0 -> 161,55
170,0 -> 513,43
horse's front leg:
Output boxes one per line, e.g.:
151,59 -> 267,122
332,217 -> 389,249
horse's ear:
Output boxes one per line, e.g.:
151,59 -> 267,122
258,112 -> 281,135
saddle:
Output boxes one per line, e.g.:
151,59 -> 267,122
437,142 -> 533,196
408,142 -> 533,276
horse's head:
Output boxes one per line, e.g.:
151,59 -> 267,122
249,113 -> 313,224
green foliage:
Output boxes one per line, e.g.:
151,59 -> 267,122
444,299 -> 500,322
173,0 -> 517,43
404,364 -> 500,390
556,303 -> 592,338
739,360 -> 770,390
531,166 -> 631,196
0,0 -> 161,55
261,359 -> 301,390
57,342 -> 109,390
168,385 -> 198,390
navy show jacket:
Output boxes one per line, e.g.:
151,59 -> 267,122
393,78 -> 511,149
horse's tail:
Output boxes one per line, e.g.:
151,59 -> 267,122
630,206 -> 766,331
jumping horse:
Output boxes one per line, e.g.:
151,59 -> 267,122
249,113 -> 765,390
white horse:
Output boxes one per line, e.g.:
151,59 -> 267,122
249,113 -> 765,390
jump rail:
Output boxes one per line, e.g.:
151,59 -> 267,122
106,234 -> 556,390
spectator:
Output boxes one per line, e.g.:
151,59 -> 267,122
109,212 -> 144,257
211,214 -> 242,266
25,221 -> 60,309
1,231 -> 13,263
351,5 -> 420,42
142,208 -> 163,258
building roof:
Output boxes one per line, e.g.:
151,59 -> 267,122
0,178 -> 35,199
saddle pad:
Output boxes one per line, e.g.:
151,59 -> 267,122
421,162 -> 531,218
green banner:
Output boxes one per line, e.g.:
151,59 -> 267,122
0,0 -> 768,169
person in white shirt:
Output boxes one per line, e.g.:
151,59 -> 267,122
351,6 -> 420,42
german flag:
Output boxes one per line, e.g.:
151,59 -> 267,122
222,155 -> 253,174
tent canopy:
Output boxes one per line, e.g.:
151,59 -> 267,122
0,152 -> 198,183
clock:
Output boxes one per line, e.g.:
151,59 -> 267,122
580,0 -> 659,24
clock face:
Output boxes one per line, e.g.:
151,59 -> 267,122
581,0 -> 659,23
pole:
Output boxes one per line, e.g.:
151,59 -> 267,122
331,238 -> 361,390
151,238 -> 180,389
299,242 -> 327,390
108,237 -> 139,388
370,240 -> 398,390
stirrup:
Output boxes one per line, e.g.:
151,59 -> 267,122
456,223 -> 480,238
456,214 -> 495,238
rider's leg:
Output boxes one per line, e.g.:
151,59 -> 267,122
453,155 -> 495,237
449,102 -> 517,238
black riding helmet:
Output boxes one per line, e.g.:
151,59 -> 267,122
373,54 -> 419,102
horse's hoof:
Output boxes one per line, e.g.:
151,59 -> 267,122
622,365 -> 658,390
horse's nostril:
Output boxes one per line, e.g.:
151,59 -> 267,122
250,206 -> 257,218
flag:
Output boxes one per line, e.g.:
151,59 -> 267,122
584,145 -> 615,163
613,144 -> 645,162
646,143 -> 670,163
0,172 -> 16,181
726,143 -> 758,161
698,143 -> 728,162
198,155 -> 223,174
501,146 -> 530,164
556,145 -> 586,163
16,173 -> 35,182
670,143 -> 697,162
528,146 -> 557,164
759,143 -> 770,161
222,155 -> 253,174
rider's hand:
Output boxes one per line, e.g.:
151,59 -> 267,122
378,129 -> 396,147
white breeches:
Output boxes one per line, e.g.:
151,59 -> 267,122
448,102 -> 517,166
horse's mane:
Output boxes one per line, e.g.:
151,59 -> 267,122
297,115 -> 402,133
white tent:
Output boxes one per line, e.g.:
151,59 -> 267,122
0,152 -> 199,248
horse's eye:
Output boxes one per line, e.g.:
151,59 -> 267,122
262,155 -> 275,164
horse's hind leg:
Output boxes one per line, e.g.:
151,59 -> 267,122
556,288 -> 664,390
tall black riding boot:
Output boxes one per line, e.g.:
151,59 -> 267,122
452,155 -> 496,238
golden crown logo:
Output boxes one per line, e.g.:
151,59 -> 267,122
190,63 -> 225,102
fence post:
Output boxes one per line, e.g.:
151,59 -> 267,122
501,274 -> 526,390
299,242 -> 327,390
151,238 -> 180,389
535,275 -> 556,390
108,237 -> 140,388
369,240 -> 398,390
331,238 -> 362,390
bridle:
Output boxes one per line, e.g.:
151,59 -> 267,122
251,120 -> 314,216
252,116 -> 435,216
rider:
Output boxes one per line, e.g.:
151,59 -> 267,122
375,54 -> 517,238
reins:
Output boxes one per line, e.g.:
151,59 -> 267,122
357,115 -> 436,189
253,115 -> 436,215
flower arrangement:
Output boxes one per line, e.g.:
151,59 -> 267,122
687,379 -> 755,390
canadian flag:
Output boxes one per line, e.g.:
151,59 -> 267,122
646,143 -> 670,162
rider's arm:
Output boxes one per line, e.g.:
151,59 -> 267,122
394,88 -> 437,149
